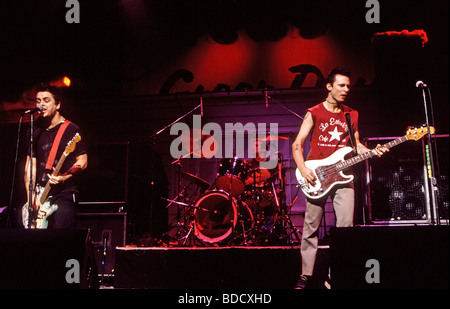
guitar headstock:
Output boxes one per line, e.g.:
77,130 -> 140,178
405,125 -> 435,141
64,133 -> 81,156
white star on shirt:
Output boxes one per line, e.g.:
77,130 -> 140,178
328,127 -> 343,142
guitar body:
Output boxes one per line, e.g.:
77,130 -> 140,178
22,133 -> 80,229
22,186 -> 58,229
296,147 -> 354,199
295,126 -> 434,200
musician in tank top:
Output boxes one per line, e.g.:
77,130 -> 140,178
292,68 -> 388,288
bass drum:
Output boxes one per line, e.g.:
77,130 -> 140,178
194,191 -> 253,244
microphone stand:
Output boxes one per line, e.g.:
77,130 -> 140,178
6,116 -> 23,228
27,113 -> 35,228
419,86 -> 439,225
142,103 -> 201,242
144,103 -> 201,142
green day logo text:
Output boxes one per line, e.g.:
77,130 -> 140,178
170,115 -> 279,169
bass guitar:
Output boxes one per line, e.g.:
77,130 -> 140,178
295,126 -> 434,200
22,133 -> 81,228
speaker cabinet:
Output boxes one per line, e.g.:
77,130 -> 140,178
0,229 -> 97,289
330,226 -> 449,289
75,212 -> 126,276
365,134 -> 448,222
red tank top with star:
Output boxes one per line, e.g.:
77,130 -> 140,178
306,102 -> 358,160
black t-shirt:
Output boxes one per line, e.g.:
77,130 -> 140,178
30,121 -> 87,196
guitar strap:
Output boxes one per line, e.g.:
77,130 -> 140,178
45,120 -> 71,170
345,113 -> 357,154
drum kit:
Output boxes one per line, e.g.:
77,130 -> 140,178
165,135 -> 302,247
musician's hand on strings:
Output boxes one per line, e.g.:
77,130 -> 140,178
300,166 -> 316,186
373,144 -> 389,157
47,173 -> 68,185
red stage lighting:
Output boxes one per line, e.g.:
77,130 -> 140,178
49,76 -> 72,88
63,76 -> 71,87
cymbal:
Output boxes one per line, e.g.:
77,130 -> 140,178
180,171 -> 210,189
180,129 -> 217,158
251,134 -> 289,142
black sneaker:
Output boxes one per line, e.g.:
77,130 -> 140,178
295,275 -> 311,289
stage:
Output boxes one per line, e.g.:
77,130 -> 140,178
111,224 -> 449,289
0,225 -> 447,289
113,245 -> 302,289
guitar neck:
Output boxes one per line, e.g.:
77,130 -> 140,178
39,153 -> 68,204
336,136 -> 408,172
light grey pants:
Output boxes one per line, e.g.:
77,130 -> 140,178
301,185 -> 354,276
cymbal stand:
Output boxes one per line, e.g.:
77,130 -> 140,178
179,216 -> 196,246
162,197 -> 206,246
271,152 -> 302,245
168,158 -> 196,243
248,169 -> 266,244
240,217 -> 249,245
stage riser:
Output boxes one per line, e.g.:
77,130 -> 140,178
330,225 -> 449,289
114,247 -> 301,289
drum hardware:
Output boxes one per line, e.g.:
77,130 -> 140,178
167,157 -> 210,245
140,103 -> 212,246
245,167 -> 273,186
162,197 -> 209,246
174,158 -> 186,242
241,151 -> 302,245
163,149 -> 302,247
266,154 -> 302,245
162,197 -> 211,213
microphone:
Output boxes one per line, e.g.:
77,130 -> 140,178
200,97 -> 203,117
415,80 -> 428,88
264,90 -> 268,109
22,105 -> 43,115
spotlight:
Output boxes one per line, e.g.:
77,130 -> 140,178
63,76 -> 71,87
49,76 -> 72,88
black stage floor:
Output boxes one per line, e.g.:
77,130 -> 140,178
0,225 -> 448,289
114,245 -> 302,289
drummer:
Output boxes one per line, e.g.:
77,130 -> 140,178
244,138 -> 277,232
246,138 -> 278,186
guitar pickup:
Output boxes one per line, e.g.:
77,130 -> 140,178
315,167 -> 325,181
